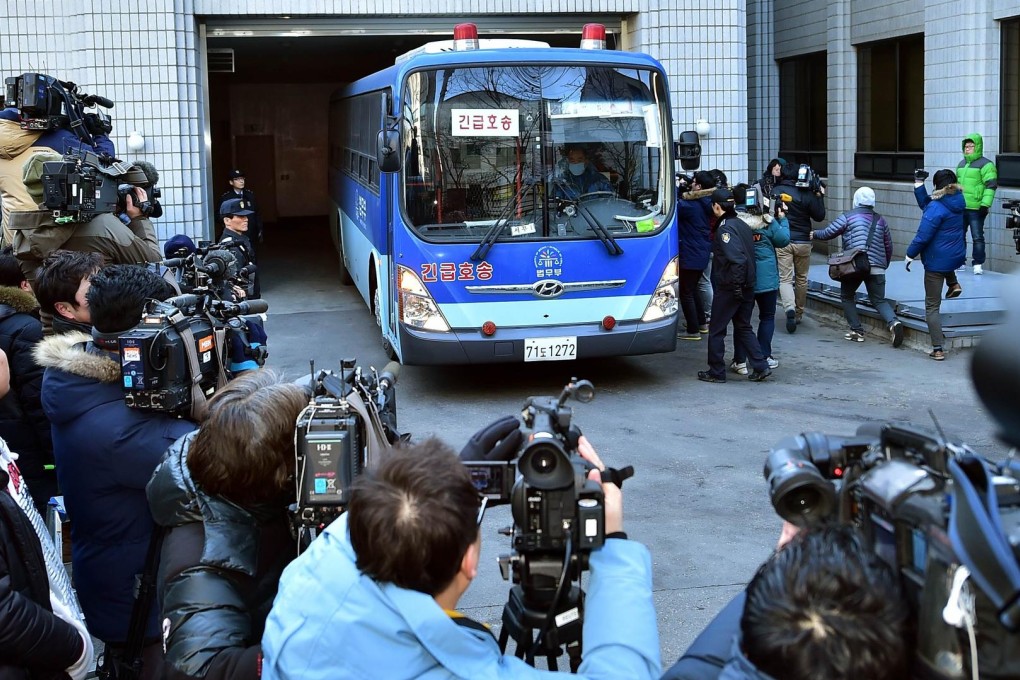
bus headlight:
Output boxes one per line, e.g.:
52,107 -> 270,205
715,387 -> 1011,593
397,265 -> 451,332
641,256 -> 679,322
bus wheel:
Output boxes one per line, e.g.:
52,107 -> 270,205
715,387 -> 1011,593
337,237 -> 354,286
373,285 -> 398,361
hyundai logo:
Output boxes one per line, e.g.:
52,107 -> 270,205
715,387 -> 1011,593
533,279 -> 565,299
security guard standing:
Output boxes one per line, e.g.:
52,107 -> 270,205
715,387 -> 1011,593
218,169 -> 262,245
698,188 -> 771,383
218,197 -> 259,297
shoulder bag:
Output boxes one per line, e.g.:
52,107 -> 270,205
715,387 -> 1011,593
828,213 -> 878,281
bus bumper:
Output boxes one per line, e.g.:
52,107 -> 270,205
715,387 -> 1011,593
396,316 -> 678,365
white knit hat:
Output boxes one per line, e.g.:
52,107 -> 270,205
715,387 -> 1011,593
853,187 -> 876,208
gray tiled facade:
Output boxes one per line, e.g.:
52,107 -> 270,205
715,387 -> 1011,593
2,1 -> 1019,269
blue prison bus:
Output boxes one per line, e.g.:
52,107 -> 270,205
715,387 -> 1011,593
328,30 -> 681,365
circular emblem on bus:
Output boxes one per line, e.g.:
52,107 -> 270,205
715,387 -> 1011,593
534,246 -> 564,271
533,280 -> 565,299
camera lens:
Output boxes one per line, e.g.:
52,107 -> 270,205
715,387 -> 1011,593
764,436 -> 838,527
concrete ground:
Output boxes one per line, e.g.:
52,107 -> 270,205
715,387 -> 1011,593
258,220 -> 1005,669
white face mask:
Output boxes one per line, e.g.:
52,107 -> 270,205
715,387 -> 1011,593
568,162 -> 586,176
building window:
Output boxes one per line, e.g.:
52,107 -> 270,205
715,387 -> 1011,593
1000,17 -> 1020,187
855,34 -> 924,181
778,51 -> 828,177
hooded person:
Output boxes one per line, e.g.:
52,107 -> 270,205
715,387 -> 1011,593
907,169 -> 966,361
955,133 -> 998,274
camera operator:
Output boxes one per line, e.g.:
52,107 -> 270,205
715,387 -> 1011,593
146,369 -> 307,680
33,249 -> 102,336
33,264 -> 198,679
0,103 -> 115,242
771,164 -> 825,334
662,523 -> 909,680
218,198 -> 259,298
261,433 -> 661,679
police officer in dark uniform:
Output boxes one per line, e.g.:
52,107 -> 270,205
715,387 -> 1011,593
218,197 -> 259,297
218,170 -> 262,245
698,188 -> 771,383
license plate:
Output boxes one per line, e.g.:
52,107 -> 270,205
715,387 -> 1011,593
524,336 -> 577,362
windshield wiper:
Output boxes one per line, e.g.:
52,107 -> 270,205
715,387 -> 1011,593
552,178 -> 624,256
471,175 -> 542,261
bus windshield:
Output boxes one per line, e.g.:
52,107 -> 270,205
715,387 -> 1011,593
401,64 -> 673,244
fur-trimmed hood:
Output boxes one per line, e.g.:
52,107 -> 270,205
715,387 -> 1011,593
0,285 -> 39,316
34,330 -> 121,384
681,187 -> 715,201
736,212 -> 771,230
931,183 -> 962,201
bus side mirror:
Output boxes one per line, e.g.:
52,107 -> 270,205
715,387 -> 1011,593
378,119 -> 401,173
675,131 -> 701,171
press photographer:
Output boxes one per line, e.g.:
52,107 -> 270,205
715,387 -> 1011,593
147,369 -> 308,680
771,163 -> 825,333
0,72 -> 115,238
34,264 -> 198,680
261,409 -> 660,678
666,278 -> 1020,680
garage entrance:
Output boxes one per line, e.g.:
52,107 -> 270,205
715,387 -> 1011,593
202,16 -> 625,270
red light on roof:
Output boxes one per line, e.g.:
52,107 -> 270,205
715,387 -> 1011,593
581,23 -> 606,50
454,23 -> 479,51
602,315 -> 616,331
481,321 -> 497,336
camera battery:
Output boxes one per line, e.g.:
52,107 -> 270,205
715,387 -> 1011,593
300,426 -> 358,507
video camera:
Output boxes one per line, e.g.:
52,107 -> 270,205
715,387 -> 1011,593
292,359 -> 401,549
1003,199 -> 1020,255
794,163 -> 825,194
163,240 -> 255,299
4,72 -> 113,147
464,379 -> 631,670
764,423 -> 1020,679
40,150 -> 162,222
119,293 -> 269,417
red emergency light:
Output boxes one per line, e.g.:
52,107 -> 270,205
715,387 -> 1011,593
581,24 -> 606,50
454,23 -> 479,51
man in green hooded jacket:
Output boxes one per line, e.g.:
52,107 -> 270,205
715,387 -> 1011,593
956,133 -> 997,274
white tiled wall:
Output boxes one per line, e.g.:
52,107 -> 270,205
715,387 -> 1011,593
2,0 -> 748,240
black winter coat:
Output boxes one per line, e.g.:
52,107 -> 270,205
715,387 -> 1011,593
0,468 -> 82,680
711,216 -> 757,295
147,432 -> 297,680
0,287 -> 52,509
770,179 -> 825,242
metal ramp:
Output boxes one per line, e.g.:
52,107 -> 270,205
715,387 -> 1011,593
806,261 -> 1013,343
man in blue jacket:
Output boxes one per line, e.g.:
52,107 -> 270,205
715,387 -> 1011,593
34,265 -> 197,677
676,171 -> 717,340
261,436 -> 661,680
907,169 -> 966,361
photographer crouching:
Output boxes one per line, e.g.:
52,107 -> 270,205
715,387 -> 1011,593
146,370 -> 307,680
260,429 -> 661,679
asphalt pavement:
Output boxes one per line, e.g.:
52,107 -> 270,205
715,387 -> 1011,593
258,220 -> 1003,668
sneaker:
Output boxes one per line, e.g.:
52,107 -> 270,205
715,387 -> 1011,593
785,309 -> 797,334
766,356 -> 779,369
930,348 -> 946,361
889,321 -> 904,348
946,283 -> 963,299
844,330 -> 866,342
699,324 -> 709,334
729,360 -> 748,375
697,371 -> 726,383
747,368 -> 772,382
678,332 -> 702,341
974,264 -> 983,275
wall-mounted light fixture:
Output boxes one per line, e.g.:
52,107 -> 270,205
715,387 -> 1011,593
695,119 -> 711,139
126,131 -> 145,152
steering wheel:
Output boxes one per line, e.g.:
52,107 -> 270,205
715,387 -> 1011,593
578,191 -> 616,201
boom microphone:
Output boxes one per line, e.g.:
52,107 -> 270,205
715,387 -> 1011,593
378,361 -> 400,390
132,160 -> 159,186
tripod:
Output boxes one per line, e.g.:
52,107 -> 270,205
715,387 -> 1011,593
498,583 -> 585,672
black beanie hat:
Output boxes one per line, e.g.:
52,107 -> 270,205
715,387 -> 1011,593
933,169 -> 957,190
693,170 -> 716,189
